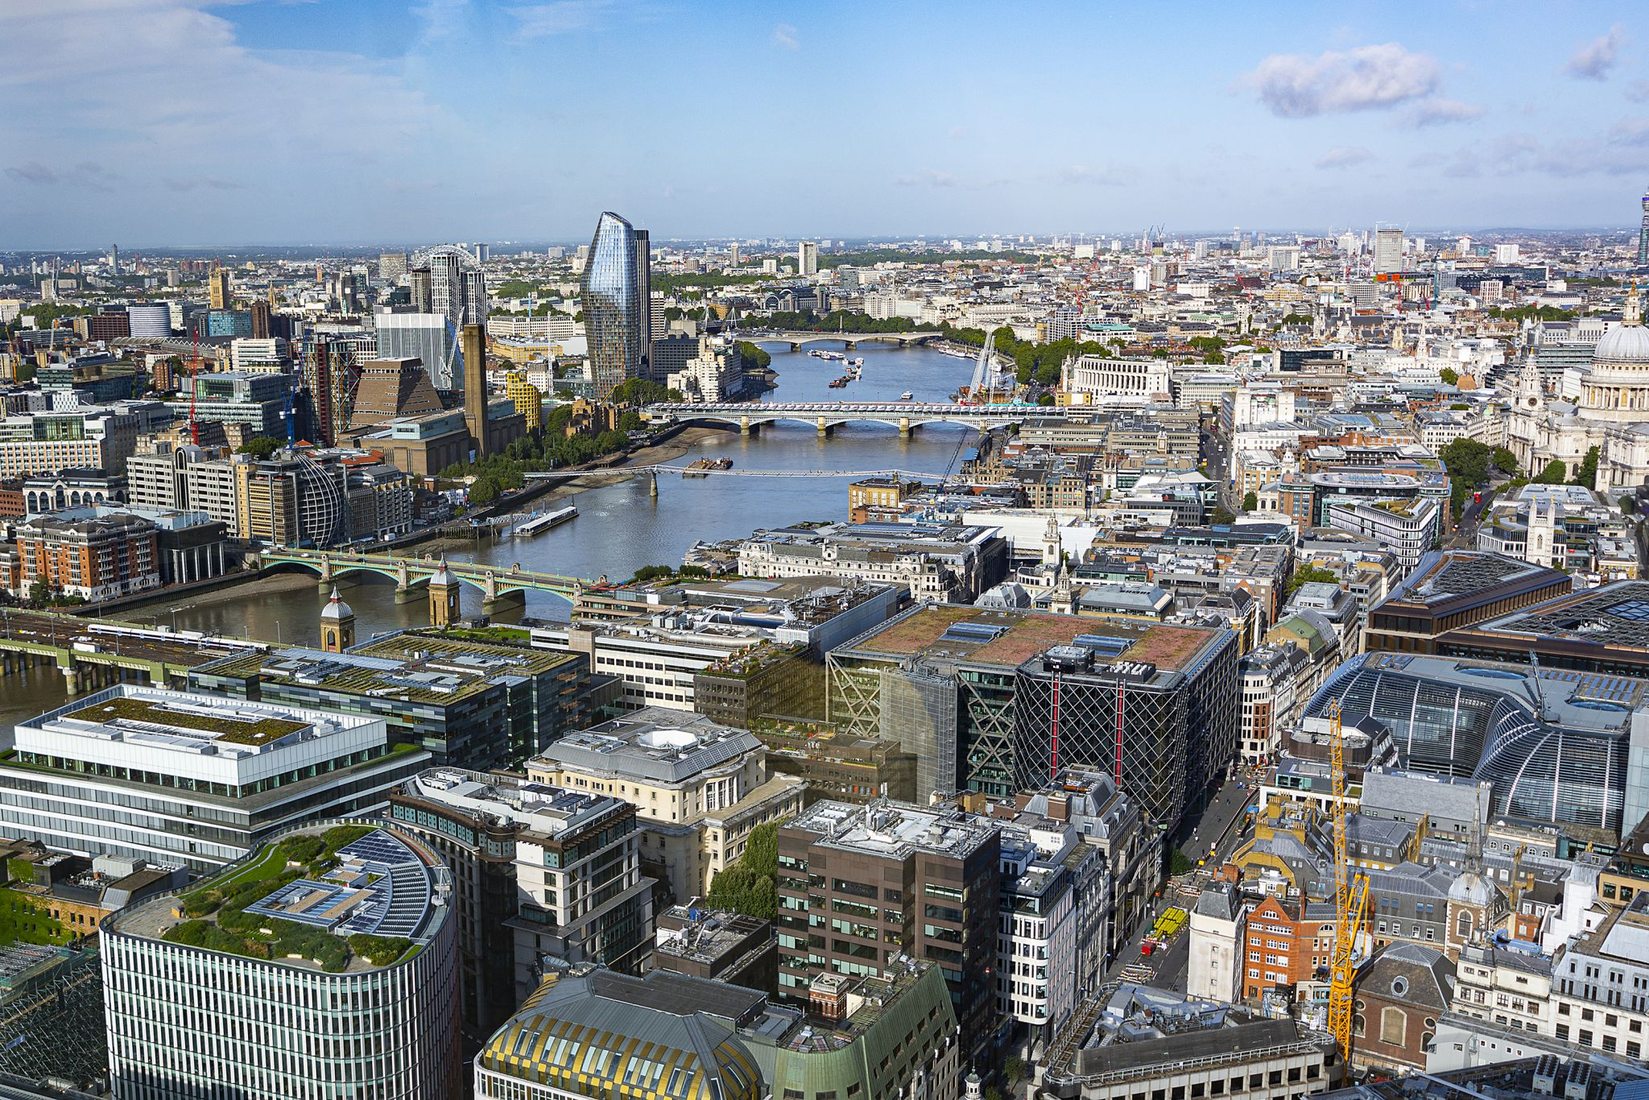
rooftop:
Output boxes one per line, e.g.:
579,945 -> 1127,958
397,768 -> 632,839
108,822 -> 451,973
1378,550 -> 1569,614
1447,579 -> 1649,658
787,799 -> 999,861
197,633 -> 580,704
534,708 -> 761,785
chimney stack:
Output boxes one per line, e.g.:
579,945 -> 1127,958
462,323 -> 488,459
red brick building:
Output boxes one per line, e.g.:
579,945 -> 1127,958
1242,894 -> 1337,1001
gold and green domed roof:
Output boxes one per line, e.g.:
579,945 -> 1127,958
479,970 -> 763,1100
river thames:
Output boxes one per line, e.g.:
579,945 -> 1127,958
146,341 -> 981,647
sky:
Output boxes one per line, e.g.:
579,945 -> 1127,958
4,0 -> 1648,249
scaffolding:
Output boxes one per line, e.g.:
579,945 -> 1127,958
0,945 -> 107,1089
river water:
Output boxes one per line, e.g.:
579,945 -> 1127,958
111,343 -> 980,653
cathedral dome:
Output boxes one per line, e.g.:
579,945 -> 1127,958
1593,286 -> 1649,364
1594,324 -> 1649,364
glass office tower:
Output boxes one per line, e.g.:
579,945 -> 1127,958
581,212 -> 650,399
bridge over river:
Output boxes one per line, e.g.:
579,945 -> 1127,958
640,400 -> 1036,437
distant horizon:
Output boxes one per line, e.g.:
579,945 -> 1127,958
2,222 -> 1642,258
7,3 -> 1648,250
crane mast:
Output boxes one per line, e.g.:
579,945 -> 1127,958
1327,699 -> 1370,1063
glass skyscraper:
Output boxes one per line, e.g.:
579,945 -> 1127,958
581,211 -> 651,399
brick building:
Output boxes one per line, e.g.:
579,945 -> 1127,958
13,511 -> 160,601
1241,894 -> 1337,1002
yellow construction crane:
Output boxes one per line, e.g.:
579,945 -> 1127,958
1327,699 -> 1370,1062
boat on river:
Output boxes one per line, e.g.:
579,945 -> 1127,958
511,504 -> 578,536
683,458 -> 734,477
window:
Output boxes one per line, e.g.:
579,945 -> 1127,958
1381,1007 -> 1407,1047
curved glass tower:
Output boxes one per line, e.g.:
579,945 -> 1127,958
581,211 -> 649,399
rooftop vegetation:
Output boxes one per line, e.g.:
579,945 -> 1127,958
165,825 -> 411,970
68,697 -> 306,745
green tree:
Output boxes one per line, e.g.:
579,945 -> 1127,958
1210,507 -> 1236,526
1572,445 -> 1600,489
1286,564 -> 1338,598
1491,447 -> 1519,475
736,341 -> 771,370
1439,438 -> 1494,517
1438,366 -> 1460,386
1534,459 -> 1569,485
609,378 -> 670,406
238,436 -> 283,460
1168,848 -> 1193,876
1241,491 -> 1258,512
467,476 -> 500,506
705,821 -> 782,920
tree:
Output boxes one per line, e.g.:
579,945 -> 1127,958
1210,507 -> 1236,526
1286,564 -> 1337,598
238,436 -> 283,460
1572,445 -> 1600,489
705,821 -> 782,920
1491,448 -> 1519,475
735,341 -> 771,371
1438,366 -> 1460,386
1241,491 -> 1258,512
467,476 -> 500,506
1621,495 -> 1638,515
1440,438 -> 1494,517
609,378 -> 670,406
1534,459 -> 1569,485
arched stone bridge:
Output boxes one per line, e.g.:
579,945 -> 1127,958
751,331 -> 943,351
640,400 -> 1035,438
257,547 -> 591,605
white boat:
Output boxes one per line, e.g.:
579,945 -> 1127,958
847,357 -> 864,367
900,391 -> 914,401
512,504 -> 578,536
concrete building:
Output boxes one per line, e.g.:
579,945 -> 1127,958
101,822 -> 461,1098
1189,883 -> 1250,1004
653,905 -> 776,994
0,684 -> 429,872
528,709 -> 804,906
737,521 -> 1010,603
1060,355 -> 1173,409
777,799 -> 1001,1066
192,632 -> 595,771
388,768 -> 655,1033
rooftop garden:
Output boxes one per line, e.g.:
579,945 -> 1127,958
68,697 -> 307,746
165,825 -> 412,971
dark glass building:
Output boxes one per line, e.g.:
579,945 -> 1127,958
580,211 -> 651,399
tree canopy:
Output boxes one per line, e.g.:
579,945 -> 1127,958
705,821 -> 781,920
1533,459 -> 1570,485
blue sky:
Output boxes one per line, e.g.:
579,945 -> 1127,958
4,0 -> 1647,248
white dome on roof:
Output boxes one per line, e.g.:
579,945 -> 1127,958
1594,323 -> 1649,364
321,587 -> 353,620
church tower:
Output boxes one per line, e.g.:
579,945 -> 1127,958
1043,514 -> 1062,567
429,559 -> 461,628
1517,354 -> 1543,410
319,588 -> 354,653
1527,496 -> 1558,569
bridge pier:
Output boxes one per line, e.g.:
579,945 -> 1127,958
899,417 -> 913,440
482,589 -> 525,611
789,342 -> 801,352
60,661 -> 80,696
394,584 -> 424,604
817,417 -> 833,438
739,417 -> 758,437
648,470 -> 658,498
845,341 -> 857,351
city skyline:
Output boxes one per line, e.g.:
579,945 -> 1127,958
5,1 -> 1649,249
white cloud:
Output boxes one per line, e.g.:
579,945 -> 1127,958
1246,43 -> 1440,118
0,0 -> 448,243
1313,146 -> 1373,170
895,169 -> 959,188
1566,25 -> 1625,80
772,22 -> 799,50
508,0 -> 616,40
1408,97 -> 1483,127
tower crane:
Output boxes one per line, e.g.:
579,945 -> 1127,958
1326,699 -> 1370,1063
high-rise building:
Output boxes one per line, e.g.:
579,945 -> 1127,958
101,821 -> 461,1097
1373,228 -> 1405,275
462,323 -> 488,458
388,768 -> 657,1037
376,312 -> 461,391
1639,189 -> 1649,267
207,266 -> 231,310
581,211 -> 651,399
798,240 -> 819,275
504,370 -> 544,430
125,303 -> 170,338
379,250 -> 409,281
778,799 -> 1001,1066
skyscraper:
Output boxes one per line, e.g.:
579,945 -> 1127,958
403,245 -> 486,396
207,267 -> 231,310
1639,188 -> 1649,267
580,211 -> 651,399
798,240 -> 818,275
1373,227 -> 1405,275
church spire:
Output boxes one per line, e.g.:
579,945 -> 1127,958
1627,281 -> 1642,327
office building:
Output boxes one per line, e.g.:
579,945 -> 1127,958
101,822 -> 461,1098
0,407 -> 140,479
737,521 -> 1009,602
528,709 -> 804,905
1324,497 -> 1443,572
0,684 -> 429,871
240,450 -> 348,547
798,241 -> 818,276
388,768 -> 656,1036
193,631 -> 596,770
653,905 -> 776,993
1374,228 -> 1405,275
1059,355 -> 1173,408
375,311 -> 461,392
777,799 -> 1001,1066
379,250 -> 409,281
167,370 -> 290,437
1363,551 -> 1571,656
207,267 -> 230,310
126,442 -> 244,530
125,303 -> 171,338
1308,652 -> 1639,841
505,370 -> 544,430
475,962 -> 961,1100
1039,986 -> 1339,1100
581,211 -> 651,399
